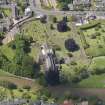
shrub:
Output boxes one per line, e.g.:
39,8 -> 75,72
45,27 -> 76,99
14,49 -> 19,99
90,34 -> 96,39
80,21 -> 100,30
67,52 -> 73,57
0,81 -> 17,89
57,20 -> 68,32
50,24 -> 54,30
52,17 -> 57,23
18,88 -> 23,92
23,85 -> 31,90
70,61 -> 77,65
40,15 -> 47,23
65,38 -> 79,52
93,68 -> 105,75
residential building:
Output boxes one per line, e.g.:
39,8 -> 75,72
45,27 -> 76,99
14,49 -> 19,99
73,0 -> 91,10
25,7 -> 32,16
41,0 -> 57,9
94,0 -> 105,10
0,0 -> 11,5
73,0 -> 91,5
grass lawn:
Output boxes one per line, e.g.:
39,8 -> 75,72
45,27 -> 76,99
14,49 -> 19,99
89,56 -> 105,71
0,69 -> 13,76
77,74 -> 105,88
21,19 -> 71,59
81,21 -> 105,57
0,8 -> 12,17
77,56 -> 105,88
0,45 -> 14,61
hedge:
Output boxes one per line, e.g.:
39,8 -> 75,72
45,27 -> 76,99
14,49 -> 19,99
80,21 -> 100,30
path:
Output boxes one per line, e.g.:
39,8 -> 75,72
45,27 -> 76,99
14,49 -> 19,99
2,26 -> 19,44
49,85 -> 105,100
70,22 -> 89,64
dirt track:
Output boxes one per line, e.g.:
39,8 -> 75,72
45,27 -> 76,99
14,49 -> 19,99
48,85 -> 105,100
0,76 -> 41,90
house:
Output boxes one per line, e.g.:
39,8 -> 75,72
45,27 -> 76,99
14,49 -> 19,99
0,0 -> 10,5
68,4 -> 74,10
41,0 -> 57,9
94,0 -> 105,10
72,15 -> 88,26
73,0 -> 91,5
73,0 -> 91,10
25,7 -> 32,16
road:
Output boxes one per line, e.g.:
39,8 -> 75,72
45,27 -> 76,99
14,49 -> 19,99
1,0 -> 105,45
28,0 -> 105,16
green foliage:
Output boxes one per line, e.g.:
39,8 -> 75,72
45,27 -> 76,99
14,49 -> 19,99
80,21 -> 100,30
0,81 -> 17,89
57,0 -> 72,10
37,88 -> 52,101
23,85 -> 31,90
0,34 -> 35,78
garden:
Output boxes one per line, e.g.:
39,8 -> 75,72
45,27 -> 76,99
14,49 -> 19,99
20,16 -> 89,85
80,20 -> 105,57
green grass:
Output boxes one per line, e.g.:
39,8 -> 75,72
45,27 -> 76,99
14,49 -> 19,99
0,69 -> 13,76
0,8 -> 12,17
21,19 -> 71,59
77,74 -> 105,88
0,45 -> 14,61
81,21 -> 105,57
77,56 -> 105,88
89,56 -> 105,70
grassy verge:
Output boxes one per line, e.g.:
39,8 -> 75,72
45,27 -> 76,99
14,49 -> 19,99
77,74 -> 105,88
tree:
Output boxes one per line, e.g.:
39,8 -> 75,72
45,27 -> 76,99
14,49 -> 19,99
40,15 -> 47,23
50,24 -> 54,30
65,38 -> 79,52
52,17 -> 57,23
57,20 -> 68,32
8,34 -> 35,78
63,16 -> 68,22
57,2 -> 69,10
